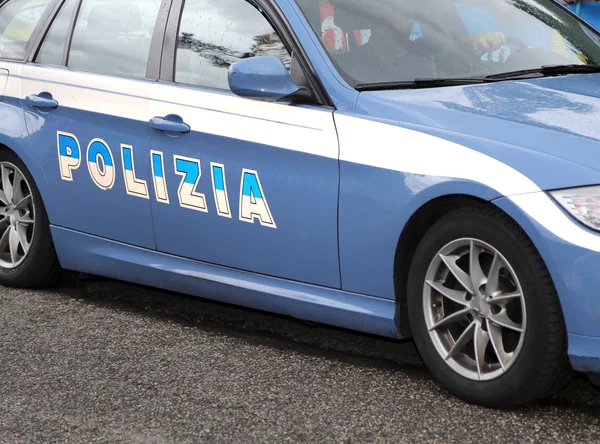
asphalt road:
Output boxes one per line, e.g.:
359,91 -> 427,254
1,273 -> 599,444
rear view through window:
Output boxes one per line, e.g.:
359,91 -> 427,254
35,0 -> 78,66
68,0 -> 162,78
0,0 -> 51,60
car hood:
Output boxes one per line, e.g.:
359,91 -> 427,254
355,73 -> 600,191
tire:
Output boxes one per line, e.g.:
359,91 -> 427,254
407,206 -> 571,408
0,149 -> 61,288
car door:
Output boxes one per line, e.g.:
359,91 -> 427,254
147,0 -> 340,288
20,0 -> 165,249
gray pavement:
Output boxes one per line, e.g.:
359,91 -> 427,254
0,273 -> 599,444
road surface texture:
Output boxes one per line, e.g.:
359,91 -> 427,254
1,273 -> 599,443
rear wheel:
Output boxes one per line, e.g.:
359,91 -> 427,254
407,206 -> 571,408
0,150 -> 60,288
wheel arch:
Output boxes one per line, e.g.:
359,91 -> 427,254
393,194 -> 502,337
0,138 -> 51,216
393,191 -> 567,338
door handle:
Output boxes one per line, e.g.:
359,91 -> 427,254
24,92 -> 58,110
149,114 -> 190,134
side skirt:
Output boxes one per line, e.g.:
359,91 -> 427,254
51,227 -> 401,339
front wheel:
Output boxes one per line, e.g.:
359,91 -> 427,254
407,206 -> 571,408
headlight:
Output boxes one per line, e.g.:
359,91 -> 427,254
549,186 -> 600,231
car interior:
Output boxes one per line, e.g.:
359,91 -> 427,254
68,1 -> 154,77
0,0 -> 48,59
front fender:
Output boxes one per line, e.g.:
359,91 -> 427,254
339,158 -> 503,299
336,111 -> 540,299
494,193 -> 600,339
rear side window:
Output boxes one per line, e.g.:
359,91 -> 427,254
36,0 -> 78,66
68,0 -> 162,78
0,0 -> 52,60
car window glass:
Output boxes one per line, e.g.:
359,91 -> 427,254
68,0 -> 162,78
0,0 -> 52,60
293,0 -> 600,86
36,0 -> 78,66
175,0 -> 291,91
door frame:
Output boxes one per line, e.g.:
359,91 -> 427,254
24,0 -> 173,81
158,0 -> 333,107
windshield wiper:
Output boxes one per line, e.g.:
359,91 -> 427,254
355,77 -> 494,91
485,64 -> 600,80
355,65 -> 600,91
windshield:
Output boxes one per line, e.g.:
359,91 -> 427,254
293,0 -> 600,87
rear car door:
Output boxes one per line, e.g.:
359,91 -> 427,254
147,0 -> 341,287
20,0 -> 165,249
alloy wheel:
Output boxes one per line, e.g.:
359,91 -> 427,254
423,238 -> 527,381
0,162 -> 35,269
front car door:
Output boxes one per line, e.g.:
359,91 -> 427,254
20,0 -> 165,249
148,0 -> 340,287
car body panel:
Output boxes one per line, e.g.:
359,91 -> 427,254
0,69 -> 8,100
355,75 -> 600,191
493,194 -> 600,373
0,62 -> 52,206
20,64 -> 156,249
51,225 -> 399,339
337,167 -> 503,299
148,82 -> 341,288
334,112 -> 536,297
568,333 -> 600,374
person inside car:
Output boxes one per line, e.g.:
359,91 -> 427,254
361,2 -> 507,61
333,0 -> 508,83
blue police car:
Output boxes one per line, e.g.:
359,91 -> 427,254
1,0 -> 600,407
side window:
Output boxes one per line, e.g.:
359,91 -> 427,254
0,0 -> 52,60
68,0 -> 162,78
175,0 -> 291,91
35,0 -> 78,66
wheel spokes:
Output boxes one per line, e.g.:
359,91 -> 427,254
445,321 -> 476,360
439,253 -> 474,293
488,320 -> 512,370
485,253 -> 502,298
18,213 -> 34,226
0,224 -> 10,252
429,307 -> 471,331
16,223 -> 30,256
11,168 -> 24,204
489,310 -> 524,333
425,238 -> 527,381
489,291 -> 521,305
1,164 -> 13,204
469,241 -> 487,291
0,189 -> 9,206
426,280 -> 469,307
15,194 -> 31,211
473,321 -> 489,379
8,226 -> 20,263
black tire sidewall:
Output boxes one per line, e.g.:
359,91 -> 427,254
407,209 -> 559,407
